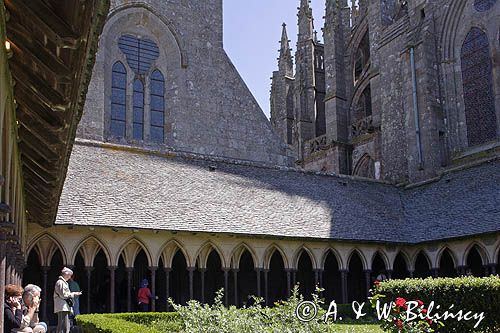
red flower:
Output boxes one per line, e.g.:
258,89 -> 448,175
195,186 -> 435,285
395,297 -> 407,309
374,280 -> 380,286
417,299 -> 424,307
426,318 -> 433,325
395,319 -> 404,329
421,308 -> 428,314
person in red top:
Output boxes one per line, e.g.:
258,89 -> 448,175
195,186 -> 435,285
137,279 -> 152,312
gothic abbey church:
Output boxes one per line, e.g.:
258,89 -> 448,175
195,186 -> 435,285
19,0 -> 500,321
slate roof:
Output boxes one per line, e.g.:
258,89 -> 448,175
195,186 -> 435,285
55,141 -> 500,244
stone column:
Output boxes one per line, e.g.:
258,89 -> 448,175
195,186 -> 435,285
232,269 -> 238,306
292,269 -> 297,287
85,267 -> 94,313
188,267 -> 194,301
431,268 -> 439,278
386,269 -> 393,280
108,266 -> 117,313
488,264 -> 496,276
457,265 -> 466,276
482,265 -> 489,276
340,269 -> 348,304
223,268 -> 229,307
263,269 -> 269,306
149,266 -> 157,312
199,268 -> 206,304
164,268 -> 171,311
364,270 -> 372,298
255,268 -> 261,298
285,269 -> 291,297
408,270 -> 414,278
41,266 -> 50,320
5,265 -> 11,285
0,233 -> 7,332
126,267 -> 133,312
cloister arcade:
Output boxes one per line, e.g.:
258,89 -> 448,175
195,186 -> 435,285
21,226 -> 500,323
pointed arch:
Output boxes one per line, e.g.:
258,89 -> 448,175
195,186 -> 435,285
320,248 -> 343,270
157,239 -> 190,268
412,249 -> 431,270
353,154 -> 375,179
110,61 -> 127,138
194,241 -> 226,269
437,247 -> 457,277
393,251 -> 410,279
116,237 -> 153,267
292,245 -> 318,270
26,233 -> 68,267
370,250 -> 390,270
70,235 -> 111,267
347,248 -> 368,270
436,247 -> 457,268
230,242 -> 258,269
460,27 -> 497,146
263,244 -> 289,269
463,242 -> 489,266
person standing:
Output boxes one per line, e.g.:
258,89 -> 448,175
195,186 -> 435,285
53,267 -> 82,333
68,275 -> 81,317
137,279 -> 151,312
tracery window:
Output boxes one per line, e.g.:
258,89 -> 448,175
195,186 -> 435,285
110,34 -> 167,143
133,80 -> 144,140
474,0 -> 496,12
461,27 -> 497,146
111,62 -> 127,138
150,70 -> 165,143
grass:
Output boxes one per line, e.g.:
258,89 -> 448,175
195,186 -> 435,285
330,323 -> 384,332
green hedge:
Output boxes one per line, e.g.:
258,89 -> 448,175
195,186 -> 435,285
77,313 -> 180,333
374,276 -> 500,333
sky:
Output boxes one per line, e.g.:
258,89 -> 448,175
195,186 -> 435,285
223,0 -> 328,119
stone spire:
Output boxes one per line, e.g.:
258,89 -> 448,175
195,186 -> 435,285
278,23 -> 293,77
297,0 -> 314,43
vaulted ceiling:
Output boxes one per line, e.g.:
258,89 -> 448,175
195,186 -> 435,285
4,0 -> 109,226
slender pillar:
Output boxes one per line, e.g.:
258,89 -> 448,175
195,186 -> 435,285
318,269 -> 323,290
41,266 -> 49,320
431,268 -> 439,278
285,269 -> 291,297
164,268 -> 171,311
232,269 -> 238,306
482,265 -> 489,276
108,266 -> 117,313
488,264 -> 496,276
292,269 -> 297,287
263,269 -> 269,306
408,270 -> 414,278
457,265 -> 466,276
149,266 -> 157,311
85,267 -> 94,313
5,265 -> 11,285
364,270 -> 372,298
255,268 -> 261,298
188,267 -> 194,300
199,268 -> 206,303
126,267 -> 133,312
223,268 -> 229,307
340,269 -> 348,304
0,234 -> 7,332
386,269 -> 393,280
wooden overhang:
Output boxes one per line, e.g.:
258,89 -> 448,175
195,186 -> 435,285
4,0 -> 109,227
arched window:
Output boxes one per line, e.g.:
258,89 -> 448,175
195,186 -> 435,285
474,0 -> 496,12
354,32 -> 370,82
150,70 -> 165,143
461,28 -> 497,147
353,154 -> 375,178
111,62 -> 127,138
133,80 -> 144,140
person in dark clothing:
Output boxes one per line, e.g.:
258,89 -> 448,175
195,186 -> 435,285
3,284 -> 23,333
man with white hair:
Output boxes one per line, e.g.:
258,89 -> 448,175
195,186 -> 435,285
53,267 -> 82,333
21,284 -> 47,333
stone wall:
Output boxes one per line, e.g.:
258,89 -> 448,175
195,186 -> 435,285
78,0 -> 292,166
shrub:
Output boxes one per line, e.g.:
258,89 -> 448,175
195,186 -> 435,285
77,314 -> 164,333
371,276 -> 500,333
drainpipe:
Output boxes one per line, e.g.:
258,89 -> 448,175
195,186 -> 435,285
410,46 -> 424,170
